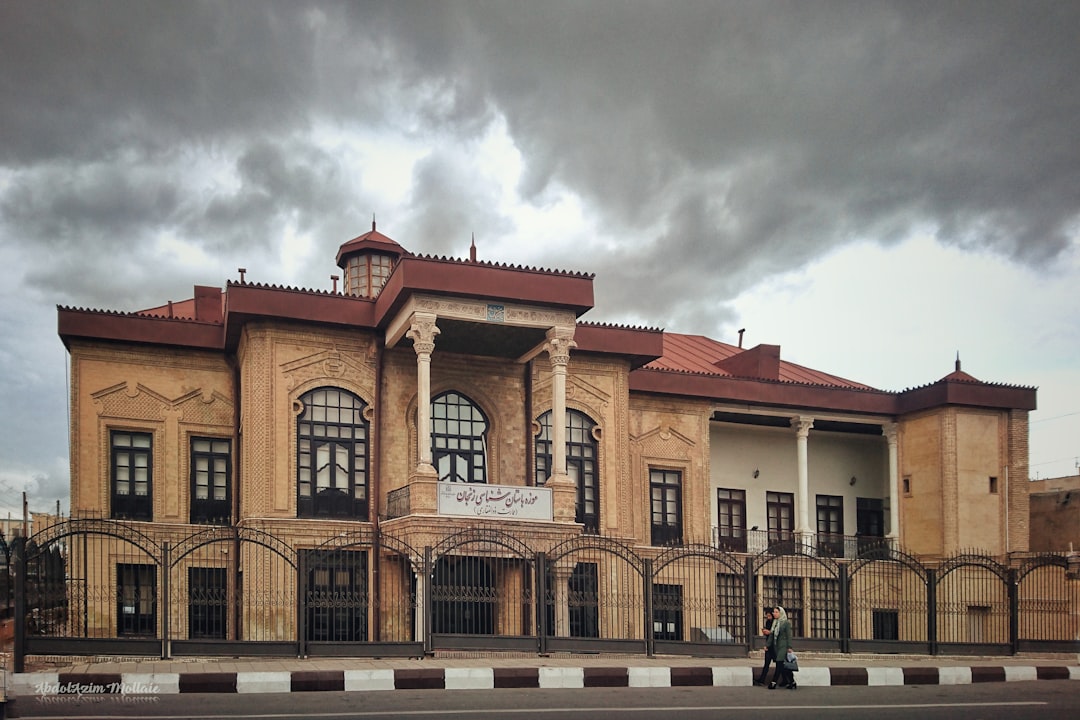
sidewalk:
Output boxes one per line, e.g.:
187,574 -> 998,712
5,651 -> 1079,698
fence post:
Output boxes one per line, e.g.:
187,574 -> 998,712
536,552 -> 548,654
744,556 -> 756,650
839,563 -> 850,654
13,538 -> 25,673
1008,567 -> 1019,655
160,541 -> 170,660
297,550 -> 307,658
643,558 -> 654,657
423,546 -> 432,655
927,568 -> 937,655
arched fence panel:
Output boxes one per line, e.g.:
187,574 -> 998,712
541,534 -> 647,654
651,544 -> 748,657
935,552 -> 1011,655
1016,554 -> 1080,653
19,519 -> 163,661
847,545 -> 931,653
300,527 -> 422,657
168,525 -> 298,657
427,528 -> 538,652
751,542 -> 843,651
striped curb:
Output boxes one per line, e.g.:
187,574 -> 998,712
8,665 -> 1080,697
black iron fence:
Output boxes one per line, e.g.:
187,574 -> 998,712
10,519 -> 1080,671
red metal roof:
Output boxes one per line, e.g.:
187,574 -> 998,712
644,333 -> 875,390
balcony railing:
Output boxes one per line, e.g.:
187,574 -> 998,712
711,527 -> 895,559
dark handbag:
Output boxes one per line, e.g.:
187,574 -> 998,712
783,651 -> 799,672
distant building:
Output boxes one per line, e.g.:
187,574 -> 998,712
51,224 -> 1040,648
1029,474 -> 1080,553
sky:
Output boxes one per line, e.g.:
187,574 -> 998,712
1,1 -> 1078,519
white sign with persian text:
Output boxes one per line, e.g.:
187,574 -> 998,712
437,482 -> 552,521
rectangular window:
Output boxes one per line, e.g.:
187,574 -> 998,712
111,431 -> 152,520
188,567 -> 227,639
568,563 -> 599,638
902,476 -> 911,495
815,494 -> 844,557
716,573 -> 745,643
766,491 -> 794,545
117,564 -> 156,636
989,476 -> 999,494
652,583 -> 684,641
762,575 -> 802,637
872,609 -> 899,641
305,550 -> 368,642
856,497 -> 885,553
191,438 -> 231,524
810,578 -> 840,639
650,469 -> 683,546
716,488 -> 747,552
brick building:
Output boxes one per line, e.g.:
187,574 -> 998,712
51,224 -> 1042,651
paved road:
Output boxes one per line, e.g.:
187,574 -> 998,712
6,680 -> 1078,720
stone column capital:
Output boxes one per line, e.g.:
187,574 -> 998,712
406,312 -> 440,356
790,416 -> 814,438
883,422 -> 899,445
544,326 -> 577,366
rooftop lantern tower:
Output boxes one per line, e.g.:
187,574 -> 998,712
334,218 -> 406,298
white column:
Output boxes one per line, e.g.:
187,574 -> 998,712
406,312 -> 439,475
884,422 -> 900,540
413,565 -> 426,641
791,416 -> 814,537
544,327 -> 576,481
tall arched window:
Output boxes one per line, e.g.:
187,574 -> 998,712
297,387 -> 369,518
431,391 -> 488,483
535,409 -> 599,532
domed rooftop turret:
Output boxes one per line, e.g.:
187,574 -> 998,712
335,219 -> 407,299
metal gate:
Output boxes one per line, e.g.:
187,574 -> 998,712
16,519 -> 164,664
751,542 -> 843,651
1016,553 -> 1079,653
167,525 -> 297,657
427,529 -> 537,652
301,527 -> 422,657
540,534 -> 647,654
847,543 -> 930,653
935,552 -> 1011,655
651,544 -> 748,656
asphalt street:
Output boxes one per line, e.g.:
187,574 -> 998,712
6,680 -> 1078,720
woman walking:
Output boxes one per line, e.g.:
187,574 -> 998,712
768,607 -> 796,690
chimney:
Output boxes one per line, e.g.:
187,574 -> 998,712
716,343 -> 781,380
194,286 -> 223,323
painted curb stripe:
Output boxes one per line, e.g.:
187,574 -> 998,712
902,667 -> 940,685
828,667 -> 867,686
9,665 -> 1080,697
493,667 -> 539,688
179,672 -> 237,693
291,670 -> 345,692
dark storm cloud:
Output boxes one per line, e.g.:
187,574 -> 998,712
5,1 -> 1077,301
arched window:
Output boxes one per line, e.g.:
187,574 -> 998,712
535,409 -> 599,532
297,388 -> 369,519
431,391 -> 488,483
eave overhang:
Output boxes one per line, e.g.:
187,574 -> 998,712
630,368 -> 897,415
574,323 -> 664,370
374,256 -> 594,329
58,307 -> 224,351
223,282 -> 376,349
896,378 -> 1037,413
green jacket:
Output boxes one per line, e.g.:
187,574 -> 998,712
771,618 -> 792,660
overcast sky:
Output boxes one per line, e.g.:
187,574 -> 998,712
2,1 -> 1078,518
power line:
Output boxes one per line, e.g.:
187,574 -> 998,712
1031,411 -> 1080,424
